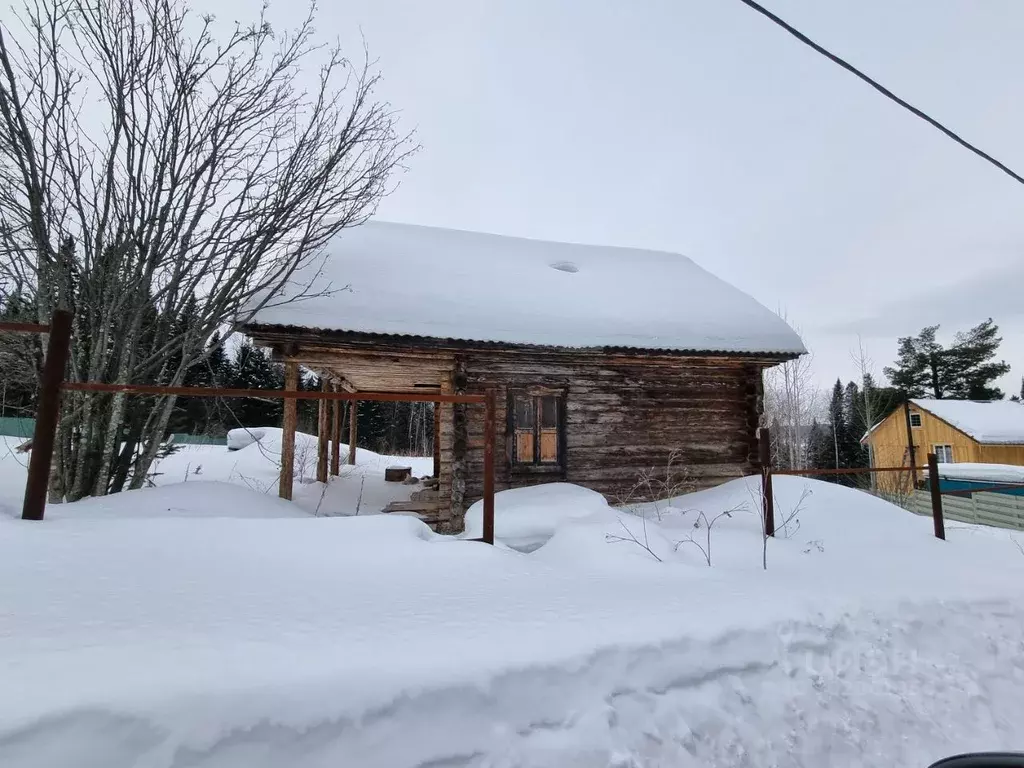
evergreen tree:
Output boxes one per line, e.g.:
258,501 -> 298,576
945,319 -> 1010,399
228,341 -> 285,427
842,381 -> 868,469
824,380 -> 846,480
0,290 -> 38,416
805,419 -> 833,473
883,325 -> 946,398
883,319 -> 1010,400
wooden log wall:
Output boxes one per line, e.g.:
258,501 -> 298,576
455,351 -> 766,517
248,326 -> 778,532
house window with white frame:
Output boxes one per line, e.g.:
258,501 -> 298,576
933,444 -> 954,463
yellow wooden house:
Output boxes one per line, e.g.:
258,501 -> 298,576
863,399 -> 1024,490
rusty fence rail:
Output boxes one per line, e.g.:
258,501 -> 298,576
0,321 -> 51,334
758,427 -> 946,541
13,310 -> 497,543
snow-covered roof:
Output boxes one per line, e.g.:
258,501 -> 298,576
242,221 -> 805,355
912,399 -> 1024,444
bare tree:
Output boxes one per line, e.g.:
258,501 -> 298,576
0,0 -> 414,500
762,318 -> 820,470
850,337 -> 900,490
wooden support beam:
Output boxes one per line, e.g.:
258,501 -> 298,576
317,378 -> 329,484
903,400 -> 918,490
279,361 -> 298,500
348,400 -> 358,465
758,427 -> 774,537
330,384 -> 341,476
433,403 -> 441,478
482,390 -> 496,545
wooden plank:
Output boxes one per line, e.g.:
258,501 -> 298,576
279,361 -> 298,501
348,400 -> 358,466
330,385 -> 341,476
433,404 -> 441,478
62,382 -> 485,404
317,378 -> 329,483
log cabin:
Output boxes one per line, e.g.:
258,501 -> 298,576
241,221 -> 804,532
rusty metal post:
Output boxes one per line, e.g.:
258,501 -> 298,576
758,427 -> 775,537
330,386 -> 341,477
348,400 -> 358,465
22,309 -> 73,521
482,389 -> 496,545
903,400 -> 918,490
927,452 -> 945,540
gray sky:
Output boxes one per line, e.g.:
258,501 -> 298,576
214,1 -> 1024,393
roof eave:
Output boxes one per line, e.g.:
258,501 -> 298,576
241,323 -> 803,361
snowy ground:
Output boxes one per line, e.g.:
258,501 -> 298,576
0,430 -> 433,520
2,454 -> 1024,767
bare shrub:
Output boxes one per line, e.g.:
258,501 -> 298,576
673,504 -> 745,566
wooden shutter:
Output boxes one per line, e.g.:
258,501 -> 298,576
538,395 -> 559,463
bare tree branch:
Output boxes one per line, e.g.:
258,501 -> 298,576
0,0 -> 415,499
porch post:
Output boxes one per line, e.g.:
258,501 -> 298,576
330,384 -> 341,476
316,378 -> 329,483
279,361 -> 298,500
348,400 -> 358,465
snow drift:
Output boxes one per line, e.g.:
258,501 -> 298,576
2,476 -> 1024,767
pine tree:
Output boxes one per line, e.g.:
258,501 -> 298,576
842,381 -> 868,469
944,319 -> 1010,399
883,320 -> 1010,400
228,341 -> 285,427
805,419 -> 832,473
883,325 -> 946,398
824,380 -> 846,481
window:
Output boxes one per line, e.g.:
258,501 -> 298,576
934,444 -> 954,463
509,392 -> 563,468
909,412 -> 922,428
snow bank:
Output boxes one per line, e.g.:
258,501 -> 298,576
913,398 -> 1024,444
3,477 -> 1024,767
937,462 -> 1024,484
151,427 -> 433,516
226,427 -> 266,451
462,482 -> 614,550
41,482 -> 309,520
242,220 -> 806,355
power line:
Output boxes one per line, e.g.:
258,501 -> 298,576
735,0 -> 1024,187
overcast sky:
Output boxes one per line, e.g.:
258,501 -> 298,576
194,2 -> 1024,394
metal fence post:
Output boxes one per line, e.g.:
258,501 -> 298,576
482,389 -> 496,545
22,309 -> 73,521
758,427 -> 775,537
927,452 -> 945,540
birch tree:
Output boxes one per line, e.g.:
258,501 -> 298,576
0,0 -> 413,499
762,321 -> 819,469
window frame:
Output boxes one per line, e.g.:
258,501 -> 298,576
933,444 -> 954,464
506,388 -> 566,474
909,412 -> 922,428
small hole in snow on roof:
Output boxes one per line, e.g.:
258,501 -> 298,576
549,261 -> 579,274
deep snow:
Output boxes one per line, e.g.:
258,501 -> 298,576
241,220 -> 806,355
2,472 -> 1024,767
0,431 -> 434,521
